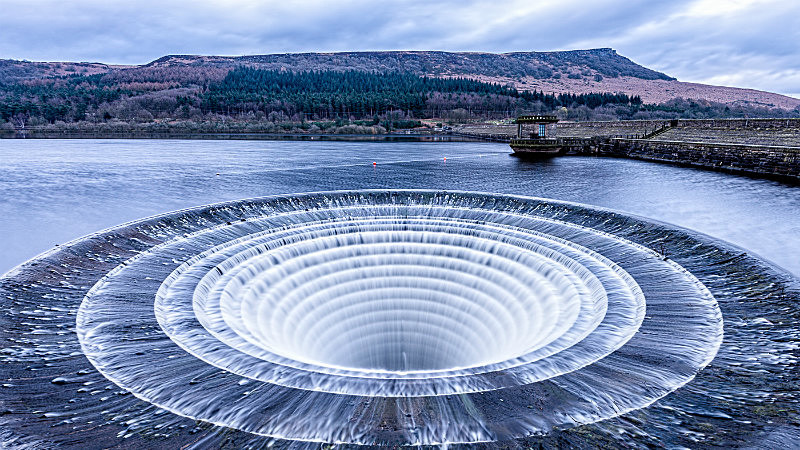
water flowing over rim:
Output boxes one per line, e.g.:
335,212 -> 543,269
6,189 -> 799,448
63,191 -> 720,444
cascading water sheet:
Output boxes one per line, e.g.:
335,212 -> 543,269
1,191 -> 798,448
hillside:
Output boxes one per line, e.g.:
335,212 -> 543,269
467,74 -> 800,110
2,49 -> 797,109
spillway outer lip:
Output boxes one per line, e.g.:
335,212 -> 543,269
9,190 -> 730,446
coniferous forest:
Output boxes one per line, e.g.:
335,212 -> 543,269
202,68 -> 642,119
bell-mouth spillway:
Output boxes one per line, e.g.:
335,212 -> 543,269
1,190 -> 798,448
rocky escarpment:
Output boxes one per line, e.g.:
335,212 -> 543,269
146,48 -> 674,81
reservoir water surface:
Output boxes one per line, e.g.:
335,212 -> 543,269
1,139 -> 798,277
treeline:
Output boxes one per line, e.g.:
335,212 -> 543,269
1,67 -> 797,129
0,67 -> 644,126
0,74 -> 125,123
520,90 -> 642,110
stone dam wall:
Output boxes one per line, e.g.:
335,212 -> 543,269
600,139 -> 800,182
598,119 -> 800,182
455,119 -> 800,182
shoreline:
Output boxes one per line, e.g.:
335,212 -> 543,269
5,124 -> 799,185
0,131 -> 482,142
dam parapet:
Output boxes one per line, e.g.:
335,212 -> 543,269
456,118 -> 800,140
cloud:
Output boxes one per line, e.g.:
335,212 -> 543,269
575,0 -> 800,96
0,0 -> 797,97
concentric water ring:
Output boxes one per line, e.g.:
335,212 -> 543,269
144,211 -> 648,396
62,191 -> 723,445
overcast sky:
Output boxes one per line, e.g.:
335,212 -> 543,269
1,0 -> 798,97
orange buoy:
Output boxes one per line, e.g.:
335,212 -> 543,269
372,162 -> 377,166
443,157 -> 447,161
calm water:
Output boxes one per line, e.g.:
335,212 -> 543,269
1,139 -> 798,277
